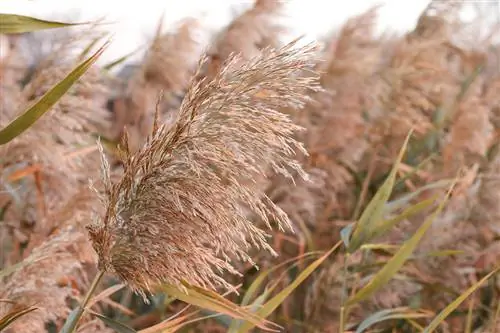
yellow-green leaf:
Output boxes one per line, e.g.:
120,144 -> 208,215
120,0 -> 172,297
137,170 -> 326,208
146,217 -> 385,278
346,179 -> 456,307
228,252 -> 319,333
103,46 -> 142,71
236,241 -> 342,333
371,196 -> 437,242
0,13 -> 86,33
385,179 -> 453,212
0,42 -> 109,145
242,252 -> 318,308
423,266 -> 500,333
160,283 -> 279,332
90,311 -> 137,333
355,307 -> 431,333
348,130 -> 413,252
78,33 -> 108,61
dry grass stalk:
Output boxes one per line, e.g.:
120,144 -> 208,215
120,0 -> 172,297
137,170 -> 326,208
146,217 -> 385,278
86,41 -> 320,298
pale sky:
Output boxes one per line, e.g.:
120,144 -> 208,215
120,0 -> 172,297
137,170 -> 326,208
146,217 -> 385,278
2,0 -> 498,66
0,0 -> 439,62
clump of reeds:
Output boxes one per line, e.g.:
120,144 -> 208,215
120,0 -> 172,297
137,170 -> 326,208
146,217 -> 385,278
2,1 -> 500,332
87,41 -> 320,299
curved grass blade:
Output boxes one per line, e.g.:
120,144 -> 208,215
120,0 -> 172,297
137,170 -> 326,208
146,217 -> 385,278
0,13 -> 87,33
103,45 -> 143,71
236,241 -> 342,333
423,266 -> 500,333
78,33 -> 108,61
0,42 -> 109,145
160,283 -> 279,332
346,179 -> 456,307
0,303 -> 38,331
385,179 -> 453,212
371,196 -> 437,242
228,252 -> 319,333
141,311 -> 222,333
347,130 -> 413,253
90,311 -> 137,333
355,307 -> 431,333
241,252 -> 319,308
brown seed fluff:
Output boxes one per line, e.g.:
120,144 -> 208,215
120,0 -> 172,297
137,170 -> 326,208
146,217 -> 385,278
86,41 -> 321,298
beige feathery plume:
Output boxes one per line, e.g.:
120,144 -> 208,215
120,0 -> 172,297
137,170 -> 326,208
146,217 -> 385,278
109,18 -> 202,153
0,228 -> 92,333
205,0 -> 285,79
141,17 -> 202,94
86,41 -> 320,298
0,188 -> 102,333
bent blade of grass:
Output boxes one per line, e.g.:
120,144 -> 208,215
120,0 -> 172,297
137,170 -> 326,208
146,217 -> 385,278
146,312 -> 223,333
385,179 -> 453,212
89,311 -> 137,333
0,42 -> 109,145
78,33 -> 108,61
103,46 -> 142,71
138,311 -> 196,333
423,266 -> 500,333
228,252 -> 319,333
372,196 -> 438,242
0,13 -> 87,33
348,130 -> 413,253
160,283 -> 279,332
87,283 -> 126,309
346,179 -> 457,307
241,252 -> 319,308
236,241 -> 342,333
0,304 -> 38,331
355,307 -> 431,333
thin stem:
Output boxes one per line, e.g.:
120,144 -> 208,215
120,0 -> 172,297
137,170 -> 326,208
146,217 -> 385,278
60,270 -> 105,333
339,306 -> 345,333
339,253 -> 349,332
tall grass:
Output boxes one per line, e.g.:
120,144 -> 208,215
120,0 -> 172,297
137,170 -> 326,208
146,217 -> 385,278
1,1 -> 499,332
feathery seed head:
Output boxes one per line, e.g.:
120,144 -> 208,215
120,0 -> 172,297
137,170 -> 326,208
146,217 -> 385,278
87,41 -> 321,298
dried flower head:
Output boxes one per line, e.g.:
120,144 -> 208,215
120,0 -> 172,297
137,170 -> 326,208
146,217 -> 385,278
204,0 -> 285,79
0,226 -> 92,333
86,41 -> 320,298
108,18 -> 202,153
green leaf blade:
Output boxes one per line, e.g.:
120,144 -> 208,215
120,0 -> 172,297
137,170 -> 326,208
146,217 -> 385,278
0,42 -> 109,145
91,312 -> 137,333
423,266 -> 500,333
346,180 -> 456,307
0,304 -> 38,331
348,130 -> 413,252
236,241 -> 342,333
161,283 -> 279,332
0,13 -> 86,33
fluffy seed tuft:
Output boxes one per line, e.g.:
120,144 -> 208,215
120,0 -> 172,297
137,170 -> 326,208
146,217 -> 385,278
87,41 -> 321,298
